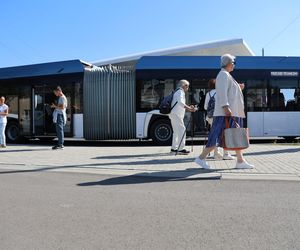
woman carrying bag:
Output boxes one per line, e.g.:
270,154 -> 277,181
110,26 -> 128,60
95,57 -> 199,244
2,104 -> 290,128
204,78 -> 235,161
195,54 -> 254,169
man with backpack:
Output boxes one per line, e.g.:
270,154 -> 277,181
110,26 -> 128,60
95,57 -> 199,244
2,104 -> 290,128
169,79 -> 197,154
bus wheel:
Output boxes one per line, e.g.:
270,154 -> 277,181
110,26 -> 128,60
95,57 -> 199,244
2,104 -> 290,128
283,136 -> 296,143
150,119 -> 172,146
6,121 -> 21,143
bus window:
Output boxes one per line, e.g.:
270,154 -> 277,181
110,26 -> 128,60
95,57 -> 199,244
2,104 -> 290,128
270,88 -> 285,111
190,79 -> 209,106
19,94 -> 31,134
246,89 -> 268,111
280,88 -> 300,111
269,80 -> 299,111
139,79 -> 174,110
5,95 -> 18,117
246,80 -> 268,111
294,89 -> 300,110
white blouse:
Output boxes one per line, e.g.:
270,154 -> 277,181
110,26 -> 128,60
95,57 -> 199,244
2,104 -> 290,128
0,104 -> 8,124
214,69 -> 245,118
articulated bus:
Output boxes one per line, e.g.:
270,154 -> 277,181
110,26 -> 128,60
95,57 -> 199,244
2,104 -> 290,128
135,56 -> 300,145
1,56 -> 300,144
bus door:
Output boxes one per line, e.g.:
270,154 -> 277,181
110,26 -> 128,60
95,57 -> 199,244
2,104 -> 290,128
32,85 -> 57,136
32,85 -> 73,137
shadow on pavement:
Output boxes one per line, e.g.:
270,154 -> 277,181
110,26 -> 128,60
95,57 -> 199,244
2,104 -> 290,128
0,164 -> 221,185
77,168 -> 221,186
91,152 -> 173,160
89,157 -> 194,166
243,147 -> 300,156
0,148 -> 51,153
0,157 -> 198,175
91,146 -> 300,161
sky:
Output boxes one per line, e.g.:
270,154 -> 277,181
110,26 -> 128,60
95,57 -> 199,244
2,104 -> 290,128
1,0 -> 300,68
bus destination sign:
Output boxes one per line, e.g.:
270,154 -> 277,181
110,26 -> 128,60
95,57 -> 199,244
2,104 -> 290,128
271,71 -> 299,77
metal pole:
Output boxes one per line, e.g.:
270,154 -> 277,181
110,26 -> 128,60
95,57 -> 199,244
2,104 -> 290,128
31,87 -> 35,135
191,112 -> 194,152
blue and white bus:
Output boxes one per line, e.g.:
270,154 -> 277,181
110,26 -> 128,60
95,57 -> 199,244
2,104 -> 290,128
135,56 -> 300,145
1,56 -> 300,144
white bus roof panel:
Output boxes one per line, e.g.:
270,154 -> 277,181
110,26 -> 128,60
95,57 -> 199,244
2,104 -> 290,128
93,38 -> 254,66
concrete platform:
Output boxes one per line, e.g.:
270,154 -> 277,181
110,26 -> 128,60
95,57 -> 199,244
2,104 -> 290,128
0,144 -> 299,181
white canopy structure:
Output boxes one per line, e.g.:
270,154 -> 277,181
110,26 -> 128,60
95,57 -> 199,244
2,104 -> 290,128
93,38 -> 254,66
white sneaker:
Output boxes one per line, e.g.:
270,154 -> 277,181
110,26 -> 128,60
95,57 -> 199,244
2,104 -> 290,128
235,161 -> 254,169
214,152 -> 223,161
223,154 -> 236,160
195,157 -> 211,169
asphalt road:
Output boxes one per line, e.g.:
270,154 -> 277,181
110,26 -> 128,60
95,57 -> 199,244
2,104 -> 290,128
0,171 -> 299,250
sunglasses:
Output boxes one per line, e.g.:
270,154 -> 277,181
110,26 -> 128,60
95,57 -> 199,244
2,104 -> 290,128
232,61 -> 236,65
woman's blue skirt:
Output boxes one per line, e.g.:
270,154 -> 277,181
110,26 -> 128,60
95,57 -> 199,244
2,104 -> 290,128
206,116 -> 244,148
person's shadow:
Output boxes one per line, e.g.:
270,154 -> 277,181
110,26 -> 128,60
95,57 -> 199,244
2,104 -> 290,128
77,168 -> 221,186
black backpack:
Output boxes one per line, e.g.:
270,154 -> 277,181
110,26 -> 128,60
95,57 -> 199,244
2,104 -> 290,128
159,88 -> 180,114
207,92 -> 216,118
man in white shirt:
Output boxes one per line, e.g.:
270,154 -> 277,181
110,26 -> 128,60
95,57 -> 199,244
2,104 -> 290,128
169,80 -> 197,154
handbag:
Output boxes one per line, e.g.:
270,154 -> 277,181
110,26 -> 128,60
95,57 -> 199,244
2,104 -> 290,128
222,117 -> 249,150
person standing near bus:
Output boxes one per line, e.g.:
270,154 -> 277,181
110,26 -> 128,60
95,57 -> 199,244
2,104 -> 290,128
195,54 -> 254,169
0,96 -> 9,148
51,86 -> 67,150
170,79 -> 197,154
204,79 -> 235,160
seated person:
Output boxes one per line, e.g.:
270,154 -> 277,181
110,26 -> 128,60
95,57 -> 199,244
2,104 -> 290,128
271,89 -> 285,111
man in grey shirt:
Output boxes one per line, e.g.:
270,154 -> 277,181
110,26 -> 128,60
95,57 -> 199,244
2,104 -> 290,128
51,86 -> 67,150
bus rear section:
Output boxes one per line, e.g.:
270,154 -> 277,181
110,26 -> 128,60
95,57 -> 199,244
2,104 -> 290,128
135,56 -> 300,145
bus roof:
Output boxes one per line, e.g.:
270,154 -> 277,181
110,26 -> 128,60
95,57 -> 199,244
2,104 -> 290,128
136,56 -> 300,70
93,38 -> 254,66
0,60 -> 89,80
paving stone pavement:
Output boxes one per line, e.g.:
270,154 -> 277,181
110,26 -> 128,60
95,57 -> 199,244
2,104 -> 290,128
0,143 -> 299,181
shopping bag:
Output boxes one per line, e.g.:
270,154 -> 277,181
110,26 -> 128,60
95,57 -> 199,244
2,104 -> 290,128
222,117 -> 249,150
